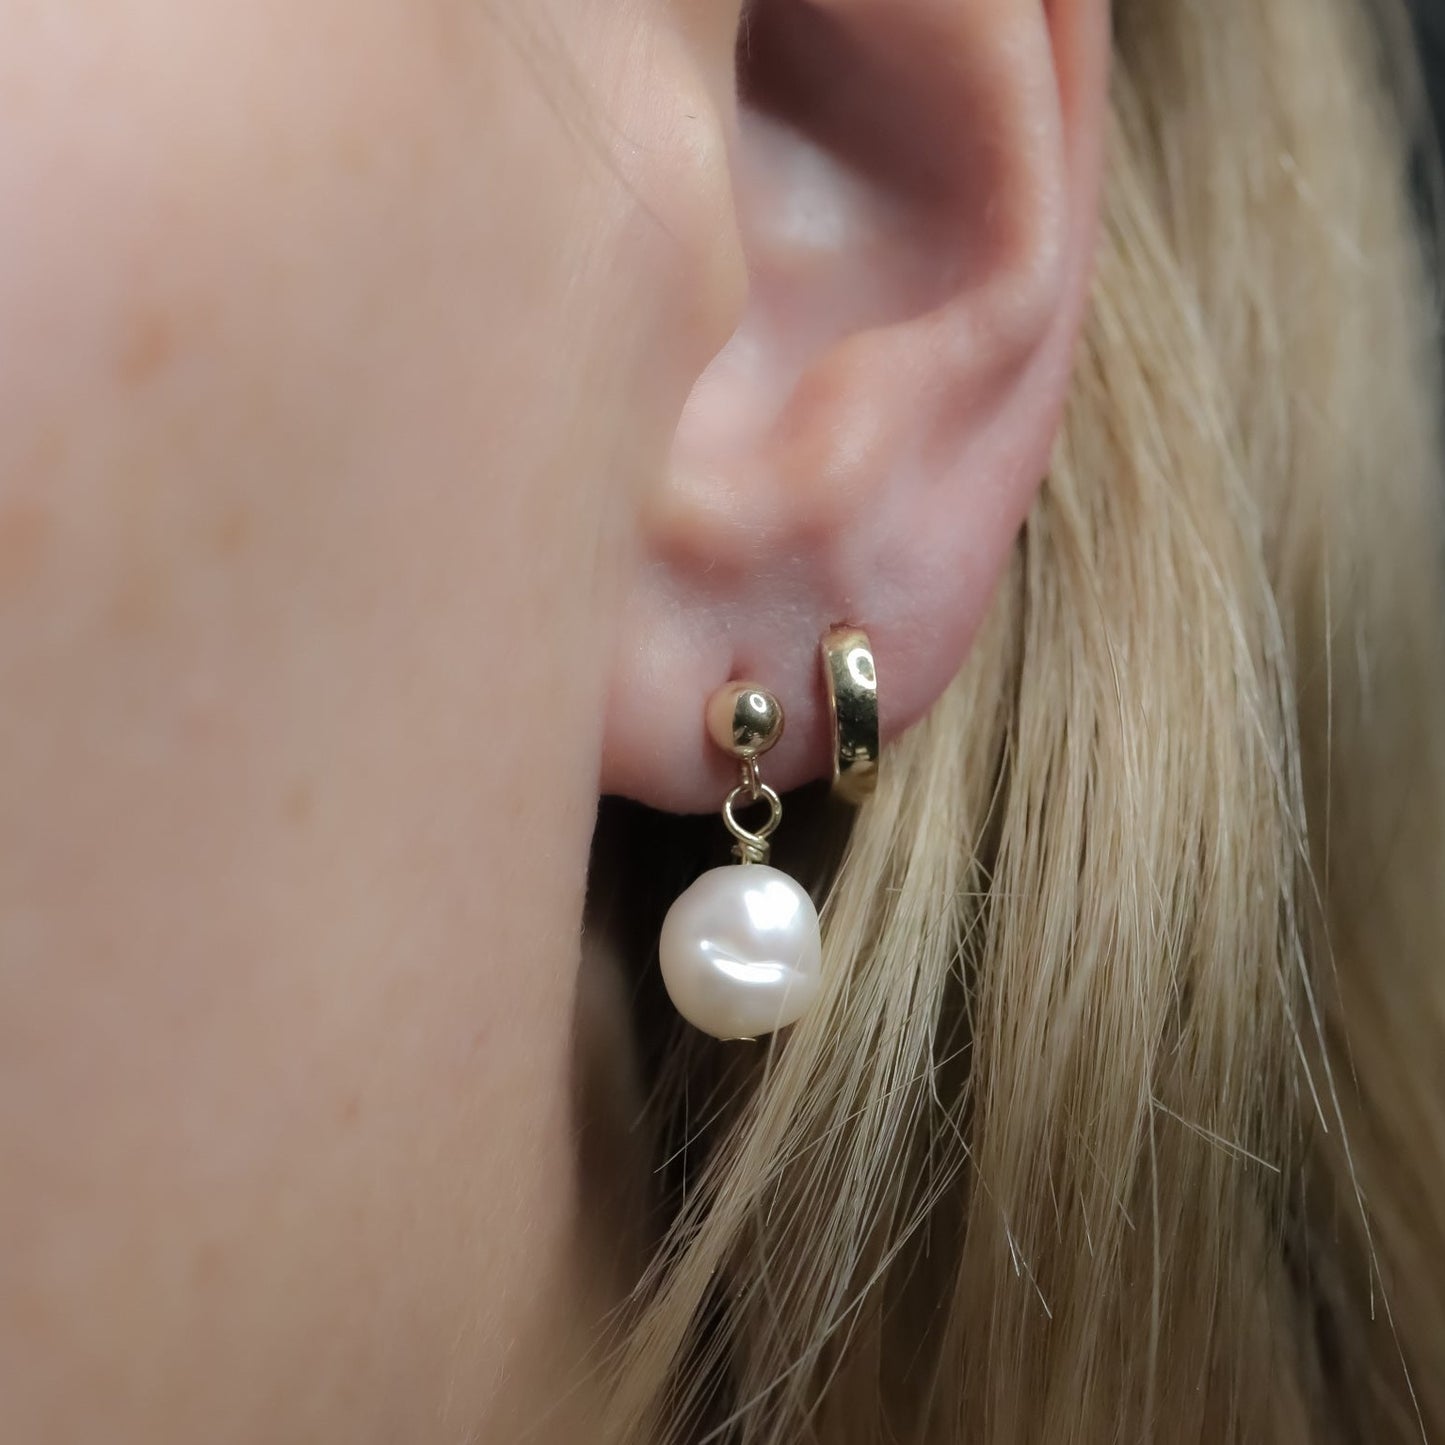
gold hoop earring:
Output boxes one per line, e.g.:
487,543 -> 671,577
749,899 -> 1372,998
657,683 -> 822,1041
820,627 -> 879,804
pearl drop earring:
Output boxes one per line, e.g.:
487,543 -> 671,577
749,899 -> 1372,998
658,683 -> 823,1041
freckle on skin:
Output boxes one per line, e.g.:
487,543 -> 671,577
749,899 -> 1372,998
116,308 -> 177,388
284,783 -> 315,826
0,498 -> 53,599
336,127 -> 378,176
214,505 -> 252,559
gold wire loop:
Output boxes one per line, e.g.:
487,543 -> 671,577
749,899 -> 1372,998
723,781 -> 783,865
740,756 -> 762,799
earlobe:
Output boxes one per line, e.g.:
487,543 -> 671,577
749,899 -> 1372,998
603,0 -> 1110,811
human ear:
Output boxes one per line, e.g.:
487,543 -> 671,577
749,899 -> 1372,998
603,0 -> 1110,810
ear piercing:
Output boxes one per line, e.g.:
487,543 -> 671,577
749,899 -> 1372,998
658,631 -> 879,1041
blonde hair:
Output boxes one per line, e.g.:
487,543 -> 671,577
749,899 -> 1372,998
601,0 -> 1445,1439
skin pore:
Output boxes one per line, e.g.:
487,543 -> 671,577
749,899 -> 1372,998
0,1 -> 1106,1440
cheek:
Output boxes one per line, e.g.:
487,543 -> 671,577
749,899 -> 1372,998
0,0 -> 734,617
0,0 -> 634,887
0,2 -> 601,510
0,2 -> 723,1435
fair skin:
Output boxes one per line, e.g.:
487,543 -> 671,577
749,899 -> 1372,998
0,2 -> 1107,1441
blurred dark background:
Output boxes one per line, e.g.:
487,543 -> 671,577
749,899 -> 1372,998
1417,0 -> 1445,149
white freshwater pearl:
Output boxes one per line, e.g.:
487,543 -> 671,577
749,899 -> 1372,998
659,864 -> 822,1041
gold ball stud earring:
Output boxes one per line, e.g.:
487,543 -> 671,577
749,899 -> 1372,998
658,681 -> 822,1041
706,683 -> 785,767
